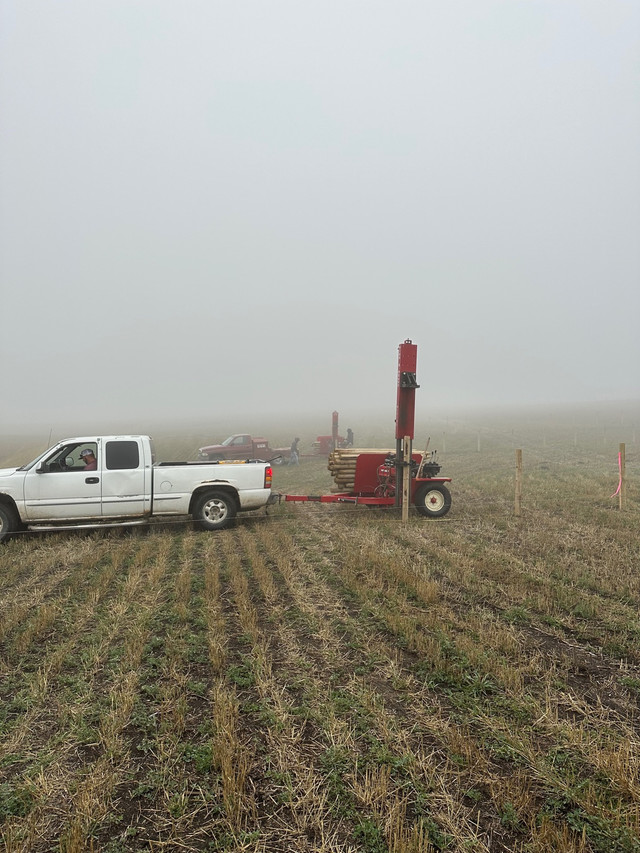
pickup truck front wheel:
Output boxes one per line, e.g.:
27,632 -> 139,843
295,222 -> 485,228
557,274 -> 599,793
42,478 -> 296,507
0,504 -> 19,543
193,490 -> 237,531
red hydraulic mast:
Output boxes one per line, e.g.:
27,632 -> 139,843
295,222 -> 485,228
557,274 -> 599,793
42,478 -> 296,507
395,340 -> 420,507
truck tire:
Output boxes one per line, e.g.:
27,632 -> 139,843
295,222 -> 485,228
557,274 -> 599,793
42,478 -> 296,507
193,490 -> 237,531
208,453 -> 223,462
413,484 -> 452,518
0,503 -> 19,543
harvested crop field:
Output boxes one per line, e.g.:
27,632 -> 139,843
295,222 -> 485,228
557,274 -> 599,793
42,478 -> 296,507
1,416 -> 639,852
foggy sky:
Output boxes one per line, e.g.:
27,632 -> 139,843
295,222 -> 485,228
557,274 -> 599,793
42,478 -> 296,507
1,1 -> 639,432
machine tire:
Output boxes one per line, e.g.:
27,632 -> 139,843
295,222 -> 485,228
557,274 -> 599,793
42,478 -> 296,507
0,503 -> 19,543
193,490 -> 237,531
414,484 -> 451,518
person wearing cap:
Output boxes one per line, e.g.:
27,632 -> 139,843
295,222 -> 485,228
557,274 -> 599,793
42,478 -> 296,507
80,448 -> 97,471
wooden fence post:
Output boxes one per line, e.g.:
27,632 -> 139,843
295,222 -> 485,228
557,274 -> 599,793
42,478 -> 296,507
619,443 -> 626,511
515,449 -> 523,517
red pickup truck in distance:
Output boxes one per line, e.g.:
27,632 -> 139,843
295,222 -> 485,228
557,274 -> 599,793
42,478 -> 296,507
197,434 -> 291,464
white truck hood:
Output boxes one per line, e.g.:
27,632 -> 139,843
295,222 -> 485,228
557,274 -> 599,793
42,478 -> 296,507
0,468 -> 19,478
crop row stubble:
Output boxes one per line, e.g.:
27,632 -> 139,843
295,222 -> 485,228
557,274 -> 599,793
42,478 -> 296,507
0,439 -> 639,851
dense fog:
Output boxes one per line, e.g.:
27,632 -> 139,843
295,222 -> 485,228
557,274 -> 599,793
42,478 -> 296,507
1,1 -> 638,436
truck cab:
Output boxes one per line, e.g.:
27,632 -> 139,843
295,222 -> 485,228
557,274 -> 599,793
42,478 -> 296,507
8,436 -> 152,522
0,433 -> 274,542
198,434 -> 274,461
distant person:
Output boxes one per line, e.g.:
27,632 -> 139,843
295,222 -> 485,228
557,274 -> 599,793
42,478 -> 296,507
289,437 -> 300,465
80,448 -> 97,471
345,428 -> 354,447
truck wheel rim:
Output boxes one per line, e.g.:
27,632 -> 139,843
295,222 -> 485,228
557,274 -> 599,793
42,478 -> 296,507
203,498 -> 228,521
424,490 -> 444,511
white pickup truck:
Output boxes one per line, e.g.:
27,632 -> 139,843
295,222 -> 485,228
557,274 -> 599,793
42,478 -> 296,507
0,434 -> 274,542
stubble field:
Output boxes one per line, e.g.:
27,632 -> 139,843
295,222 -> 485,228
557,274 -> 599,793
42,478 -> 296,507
0,412 -> 638,852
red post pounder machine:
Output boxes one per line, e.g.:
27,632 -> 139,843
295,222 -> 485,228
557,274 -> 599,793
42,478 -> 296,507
282,340 -> 452,518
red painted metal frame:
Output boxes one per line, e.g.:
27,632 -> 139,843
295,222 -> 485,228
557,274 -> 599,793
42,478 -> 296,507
283,476 -> 451,507
284,451 -> 451,507
352,452 -> 419,494
284,494 -> 395,505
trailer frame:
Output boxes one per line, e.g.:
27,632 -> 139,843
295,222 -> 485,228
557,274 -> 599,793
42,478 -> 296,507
281,449 -> 452,516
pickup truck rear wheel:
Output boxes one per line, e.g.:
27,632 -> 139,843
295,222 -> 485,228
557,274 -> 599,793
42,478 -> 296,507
193,490 -> 237,531
0,504 -> 19,543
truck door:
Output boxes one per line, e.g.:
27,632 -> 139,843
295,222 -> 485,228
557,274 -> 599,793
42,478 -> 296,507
22,441 -> 102,521
100,438 -> 150,518
229,435 -> 251,458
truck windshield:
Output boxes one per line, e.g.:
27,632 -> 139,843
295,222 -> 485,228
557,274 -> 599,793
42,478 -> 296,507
221,436 -> 235,446
16,447 -> 56,471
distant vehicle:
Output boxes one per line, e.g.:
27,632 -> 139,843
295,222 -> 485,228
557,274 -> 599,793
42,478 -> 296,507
311,435 -> 345,455
197,434 -> 291,464
0,435 -> 274,542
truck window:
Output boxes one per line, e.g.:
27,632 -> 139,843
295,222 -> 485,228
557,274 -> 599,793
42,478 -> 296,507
106,441 -> 140,470
45,443 -> 95,472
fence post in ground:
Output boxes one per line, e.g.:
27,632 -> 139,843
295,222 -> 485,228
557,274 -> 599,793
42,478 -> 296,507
619,443 -> 626,511
515,449 -> 523,517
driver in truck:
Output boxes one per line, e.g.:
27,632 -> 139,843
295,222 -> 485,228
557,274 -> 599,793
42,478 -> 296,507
80,448 -> 97,471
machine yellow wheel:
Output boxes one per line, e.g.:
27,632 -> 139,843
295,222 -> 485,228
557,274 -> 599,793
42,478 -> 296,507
414,485 -> 451,518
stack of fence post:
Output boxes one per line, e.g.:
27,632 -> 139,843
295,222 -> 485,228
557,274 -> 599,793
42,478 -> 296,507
327,448 -> 393,493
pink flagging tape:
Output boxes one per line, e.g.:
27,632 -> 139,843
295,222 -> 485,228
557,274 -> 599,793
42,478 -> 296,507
611,452 -> 622,498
